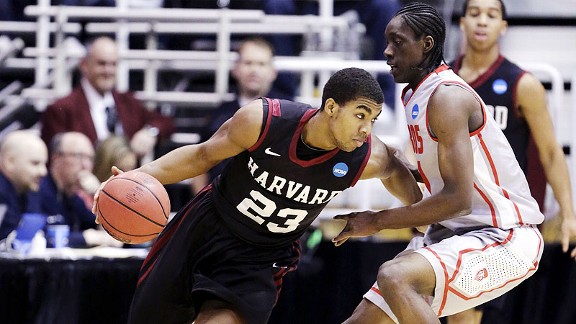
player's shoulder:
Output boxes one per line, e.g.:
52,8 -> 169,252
233,99 -> 265,126
499,56 -> 525,72
361,136 -> 391,179
517,71 -> 545,93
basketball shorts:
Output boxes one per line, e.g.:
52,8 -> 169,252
364,224 -> 543,322
128,186 -> 300,324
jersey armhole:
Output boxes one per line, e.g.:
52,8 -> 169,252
248,97 -> 274,152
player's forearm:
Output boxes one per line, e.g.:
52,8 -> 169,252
375,190 -> 471,229
381,171 -> 423,206
138,145 -> 209,184
541,149 -> 575,220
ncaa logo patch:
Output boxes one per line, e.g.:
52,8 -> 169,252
411,104 -> 419,119
492,79 -> 508,95
333,162 -> 348,177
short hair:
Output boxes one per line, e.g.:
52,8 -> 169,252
237,36 -> 275,57
321,68 -> 384,109
395,2 -> 446,73
83,35 -> 116,57
461,0 -> 507,20
49,132 -> 65,153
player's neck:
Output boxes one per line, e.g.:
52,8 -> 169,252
462,45 -> 500,71
302,113 -> 336,151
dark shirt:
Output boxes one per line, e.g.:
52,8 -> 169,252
0,172 -> 42,240
38,174 -> 97,247
213,98 -> 371,247
200,91 -> 293,181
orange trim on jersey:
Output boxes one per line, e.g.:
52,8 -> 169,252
423,246 -> 451,316
450,268 -> 537,301
417,161 -> 431,193
468,90 -> 487,137
371,286 -> 382,296
424,80 -> 487,142
435,65 -> 450,74
445,234 -> 512,301
478,133 -> 525,225
474,183 -> 499,227
445,229 -> 539,302
401,65 -> 450,104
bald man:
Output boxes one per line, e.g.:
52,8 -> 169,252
40,36 -> 173,159
39,132 -> 121,247
0,130 -> 48,240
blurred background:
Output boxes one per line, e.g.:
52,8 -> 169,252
0,1 -> 575,323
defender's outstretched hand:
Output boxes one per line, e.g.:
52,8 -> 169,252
332,210 -> 381,247
92,166 -> 124,223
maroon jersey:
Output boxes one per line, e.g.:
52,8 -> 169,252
212,98 -> 371,247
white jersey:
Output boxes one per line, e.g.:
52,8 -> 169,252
403,65 -> 544,230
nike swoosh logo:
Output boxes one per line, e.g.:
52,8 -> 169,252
265,148 -> 280,156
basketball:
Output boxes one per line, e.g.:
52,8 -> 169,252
97,170 -> 170,244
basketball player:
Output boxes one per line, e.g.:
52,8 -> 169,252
332,3 -> 545,323
448,1 -> 576,322
93,67 -> 423,324
453,0 -> 576,258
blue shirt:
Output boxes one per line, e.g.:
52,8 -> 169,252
38,174 -> 97,247
0,172 -> 42,240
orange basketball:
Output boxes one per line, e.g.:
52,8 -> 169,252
97,170 -> 170,244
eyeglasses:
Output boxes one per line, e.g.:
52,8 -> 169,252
58,152 -> 95,162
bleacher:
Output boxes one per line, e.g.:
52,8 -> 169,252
1,0 -> 575,219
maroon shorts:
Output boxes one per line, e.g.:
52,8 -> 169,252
128,186 -> 300,324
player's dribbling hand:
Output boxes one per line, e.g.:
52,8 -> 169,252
92,166 -> 124,223
331,210 -> 380,247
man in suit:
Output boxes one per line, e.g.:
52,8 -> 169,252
40,36 -> 173,159
39,131 -> 121,247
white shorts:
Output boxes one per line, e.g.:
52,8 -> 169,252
364,225 -> 543,322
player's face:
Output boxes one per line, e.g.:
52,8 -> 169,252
330,97 -> 382,152
384,16 -> 428,86
460,0 -> 507,52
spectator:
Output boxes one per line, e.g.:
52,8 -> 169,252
193,36 -> 291,192
263,0 -> 401,109
39,131 -> 121,247
0,130 -> 47,240
40,36 -> 174,160
94,135 -> 138,182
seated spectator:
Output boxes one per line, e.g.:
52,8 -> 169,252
39,132 -> 121,247
0,130 -> 47,240
192,36 -> 290,192
94,135 -> 138,182
263,0 -> 401,109
40,36 -> 174,161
